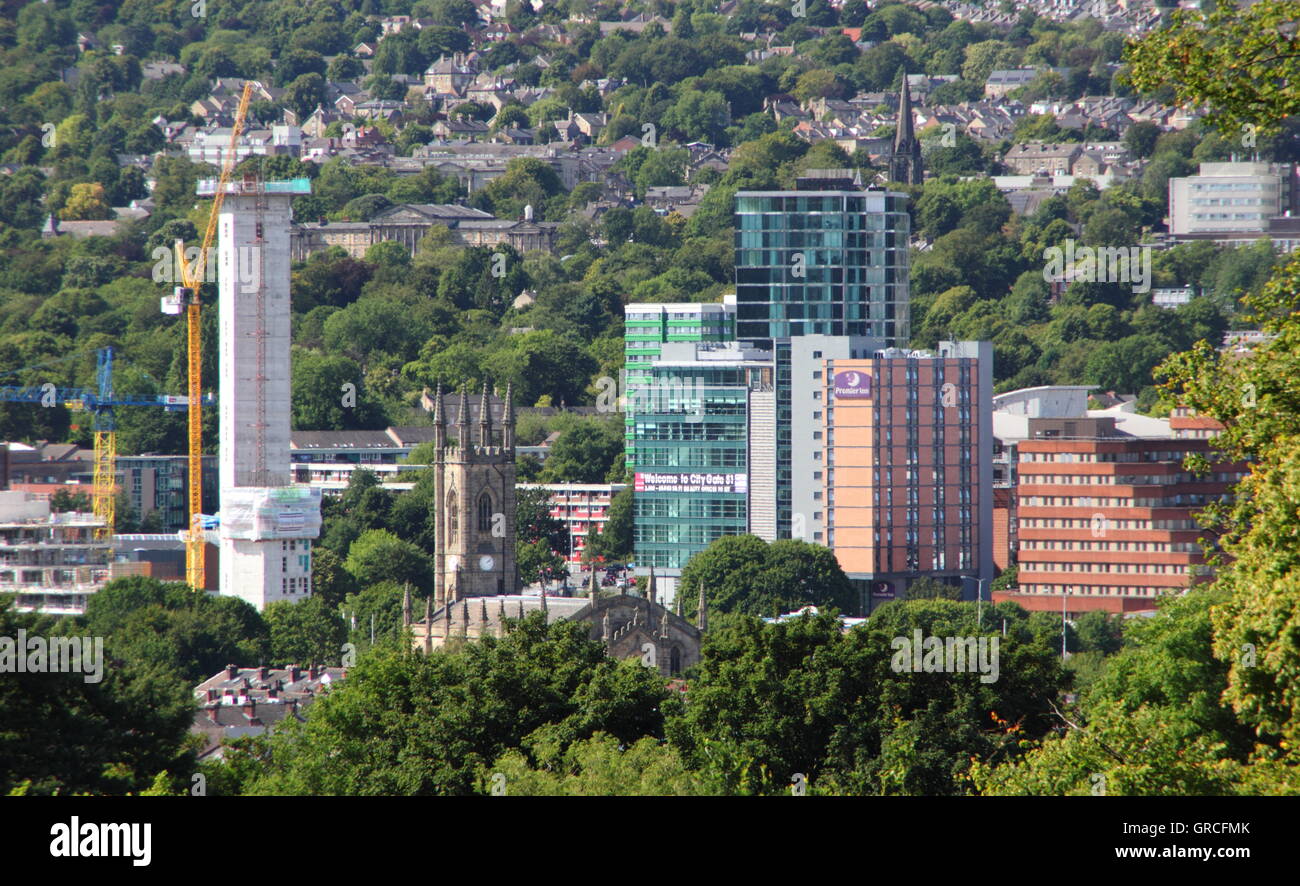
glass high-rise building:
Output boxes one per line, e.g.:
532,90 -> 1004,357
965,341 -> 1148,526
630,341 -> 776,605
734,171 -> 911,536
733,171 -> 911,348
623,299 -> 735,467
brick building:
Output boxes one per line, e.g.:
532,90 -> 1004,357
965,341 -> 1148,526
997,424 -> 1246,615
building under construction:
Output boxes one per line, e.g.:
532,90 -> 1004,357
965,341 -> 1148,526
202,176 -> 321,611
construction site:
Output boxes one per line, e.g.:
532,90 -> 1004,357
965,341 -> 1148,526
1,84 -> 320,614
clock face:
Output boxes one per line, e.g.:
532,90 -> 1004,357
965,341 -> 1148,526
479,555 -> 495,572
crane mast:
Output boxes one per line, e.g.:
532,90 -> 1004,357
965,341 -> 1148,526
173,81 -> 255,591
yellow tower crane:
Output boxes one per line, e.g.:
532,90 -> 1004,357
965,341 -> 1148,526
171,81 -> 255,591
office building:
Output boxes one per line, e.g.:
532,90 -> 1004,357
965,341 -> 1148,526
734,171 -> 911,537
1168,161 -> 1300,251
733,171 -> 911,348
118,455 -> 217,533
623,298 -> 735,465
631,340 -> 776,605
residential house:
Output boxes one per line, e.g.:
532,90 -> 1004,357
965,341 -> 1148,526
1003,142 -> 1083,175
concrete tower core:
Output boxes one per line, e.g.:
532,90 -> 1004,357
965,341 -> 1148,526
201,176 -> 320,611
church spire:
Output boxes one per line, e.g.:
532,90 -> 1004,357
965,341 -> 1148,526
456,385 -> 470,449
890,69 -> 923,185
502,383 -> 515,451
697,580 -> 708,632
479,379 -> 492,448
894,69 -> 914,155
423,595 -> 433,654
432,382 -> 446,452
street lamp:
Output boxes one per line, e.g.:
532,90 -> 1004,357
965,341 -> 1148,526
1061,586 -> 1069,660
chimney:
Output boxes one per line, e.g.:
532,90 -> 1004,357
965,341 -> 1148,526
242,698 -> 257,721
206,688 -> 218,702
226,664 -> 238,679
256,666 -> 267,682
206,705 -> 221,724
288,665 -> 300,684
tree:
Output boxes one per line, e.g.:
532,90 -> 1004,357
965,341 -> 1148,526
246,616 -> 669,795
284,73 -> 327,121
679,534 -> 859,617
58,182 -> 111,220
291,350 -> 388,431
593,486 -> 633,561
1122,120 -> 1160,159
275,49 -> 327,87
903,576 -> 962,600
516,485 -> 568,584
539,420 -> 623,483
49,489 -> 92,512
1124,0 -> 1300,141
344,529 -> 435,596
974,588 -> 1266,795
264,597 -> 347,666
0,596 -> 194,796
667,600 -> 1066,794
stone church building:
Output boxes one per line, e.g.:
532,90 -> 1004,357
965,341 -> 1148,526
427,383 -> 518,606
406,573 -> 706,678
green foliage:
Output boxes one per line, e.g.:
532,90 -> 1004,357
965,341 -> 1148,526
679,534 -> 860,617
264,596 -> 347,667
246,616 -> 670,795
667,601 -> 1066,794
344,529 -> 436,597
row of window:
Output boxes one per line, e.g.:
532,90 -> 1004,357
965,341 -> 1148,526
1019,517 -> 1201,530
1019,450 -> 1201,463
1019,584 -> 1162,597
1020,472 -> 1241,486
1020,494 -> 1229,507
1023,562 -> 1195,575
1020,540 -> 1203,553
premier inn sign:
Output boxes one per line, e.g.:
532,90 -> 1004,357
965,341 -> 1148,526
832,370 -> 872,399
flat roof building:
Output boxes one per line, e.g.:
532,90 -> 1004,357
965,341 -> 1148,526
814,341 -> 995,610
630,340 -> 776,606
991,387 -> 1246,615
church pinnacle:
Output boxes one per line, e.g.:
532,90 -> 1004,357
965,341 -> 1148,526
890,69 -> 923,185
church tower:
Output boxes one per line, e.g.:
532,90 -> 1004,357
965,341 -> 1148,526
432,381 -> 517,608
890,71 -> 924,186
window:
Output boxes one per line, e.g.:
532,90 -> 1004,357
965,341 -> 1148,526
448,496 -> 458,539
477,492 -> 493,532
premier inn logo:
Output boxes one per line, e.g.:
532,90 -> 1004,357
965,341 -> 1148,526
832,370 -> 872,399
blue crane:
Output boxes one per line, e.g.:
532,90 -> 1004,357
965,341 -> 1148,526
0,347 -> 215,537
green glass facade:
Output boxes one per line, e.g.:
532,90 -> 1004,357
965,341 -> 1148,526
623,302 -> 734,466
733,188 -> 910,347
734,181 -> 910,537
631,355 -> 771,572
